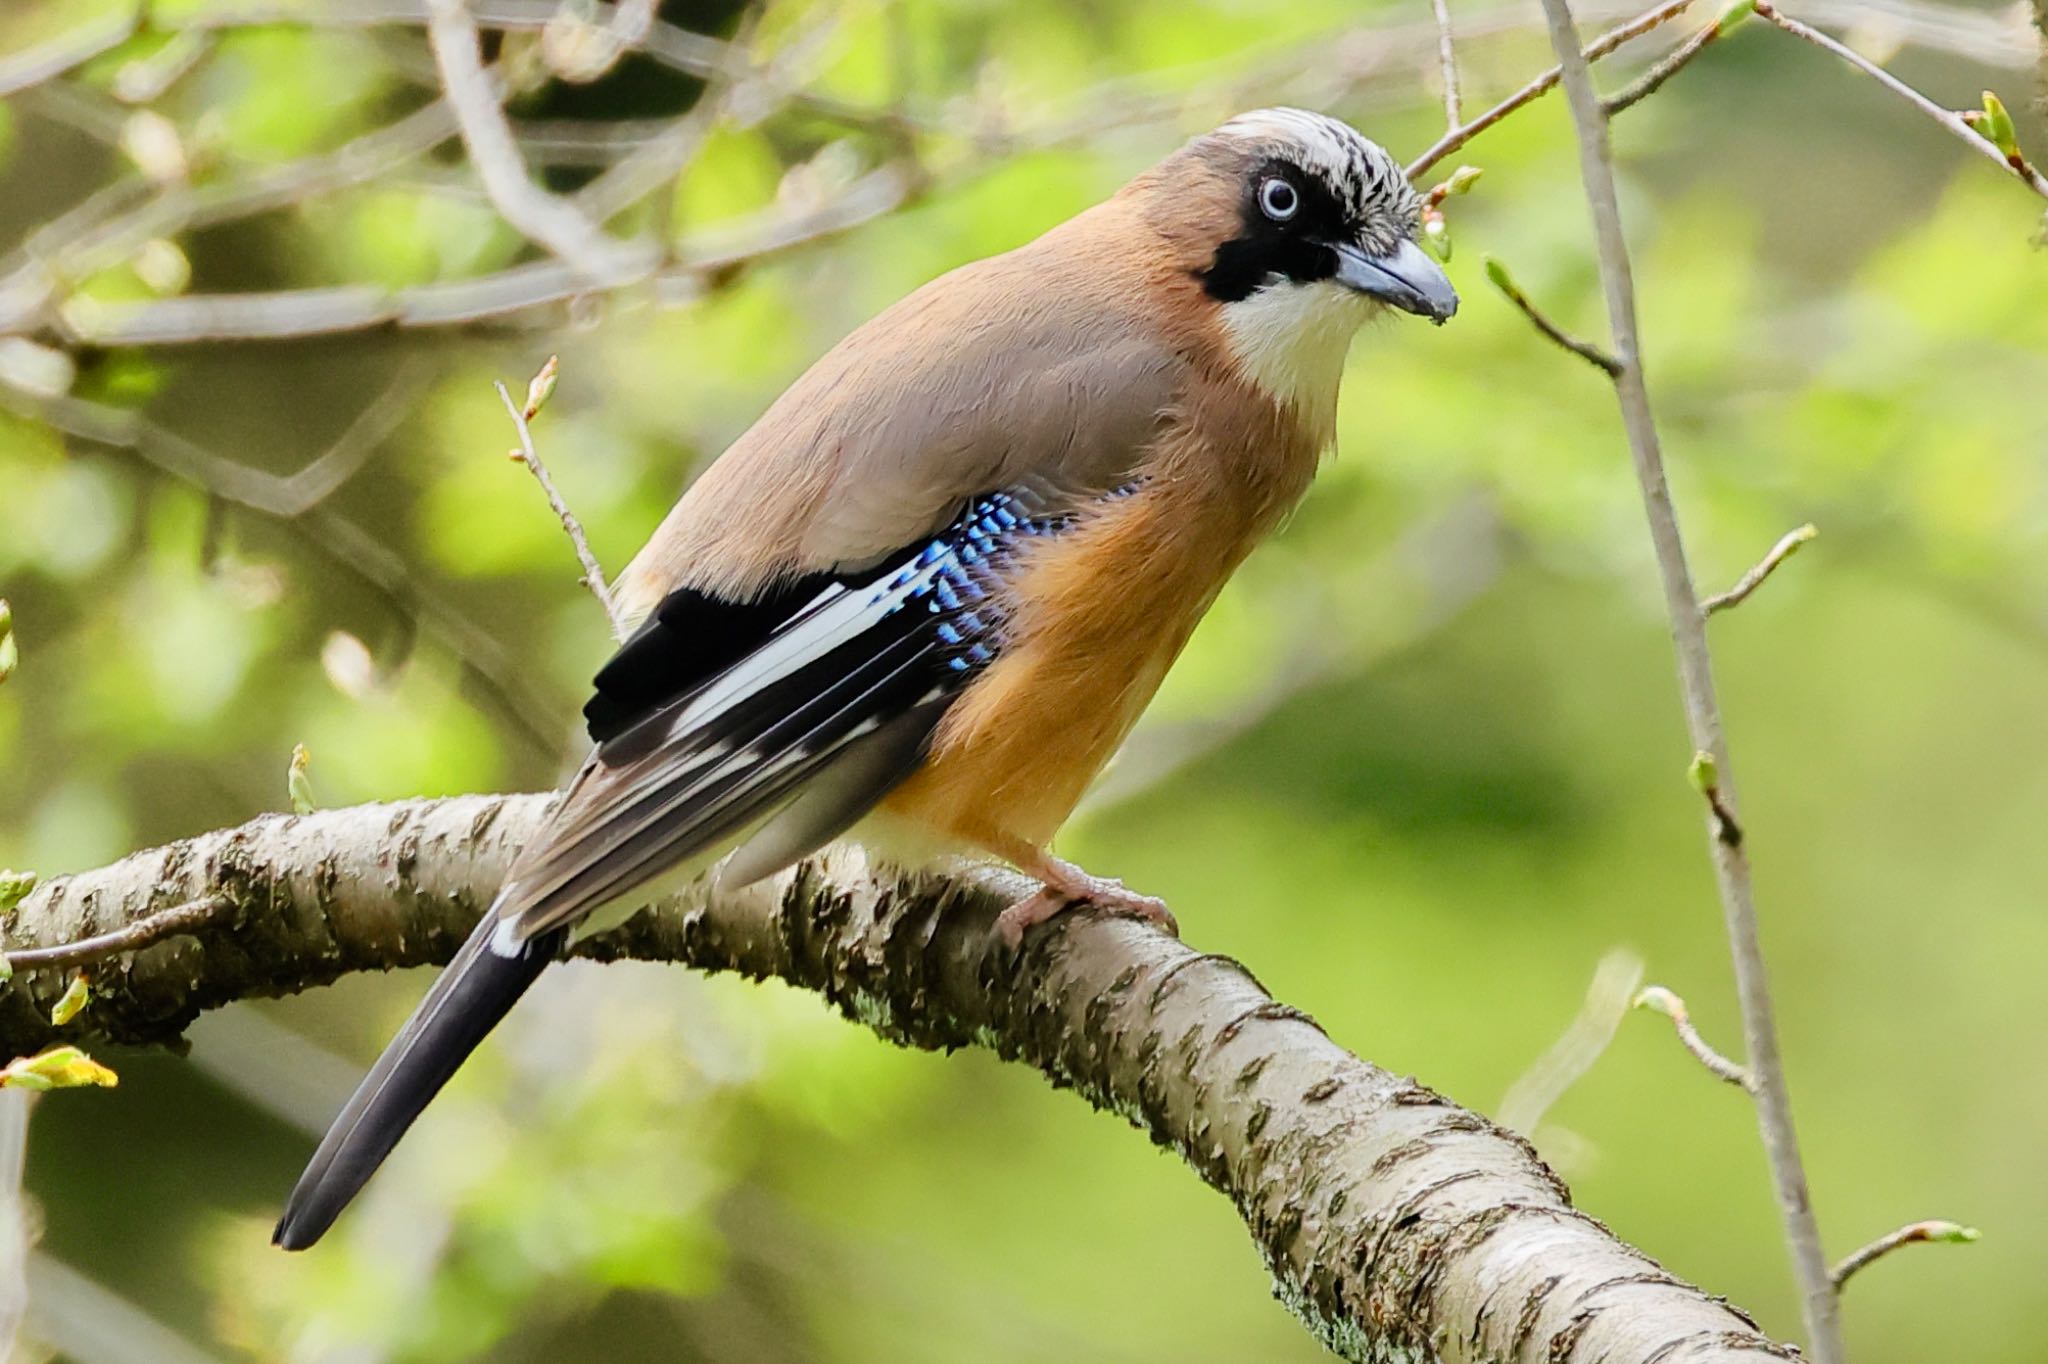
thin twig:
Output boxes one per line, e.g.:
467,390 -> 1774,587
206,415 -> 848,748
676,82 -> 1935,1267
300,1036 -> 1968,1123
1534,0 -> 1844,1358
572,2 -> 777,227
1702,524 -> 1818,614
45,163 -> 917,347
495,371 -> 623,636
1483,255 -> 1622,375
1428,0 -> 1464,126
1602,16 -> 1729,114
5,896 -> 230,974
423,0 -> 650,282
0,7 -> 141,97
0,381 -> 562,755
0,90 -> 468,336
1407,0 -> 1699,179
1830,1220 -> 1979,1290
1633,986 -> 1753,1088
1752,0 -> 2048,200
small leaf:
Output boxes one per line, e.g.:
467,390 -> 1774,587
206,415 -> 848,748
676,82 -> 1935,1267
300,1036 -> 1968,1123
287,744 -> 317,816
1978,92 -> 2019,158
1482,254 -> 1513,292
1632,985 -> 1687,1020
1442,165 -> 1483,197
1925,1221 -> 1980,1245
3,1045 -> 118,1091
1687,750 -> 1718,793
50,974 -> 90,1027
0,870 -> 34,914
0,599 -> 14,685
1422,211 -> 1452,262
1715,0 -> 1757,34
522,355 -> 560,421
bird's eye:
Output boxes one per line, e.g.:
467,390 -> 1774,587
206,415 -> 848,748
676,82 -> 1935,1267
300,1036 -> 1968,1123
1258,177 -> 1298,222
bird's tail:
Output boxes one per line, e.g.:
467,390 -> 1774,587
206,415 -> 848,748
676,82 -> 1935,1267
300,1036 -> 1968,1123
271,910 -> 564,1251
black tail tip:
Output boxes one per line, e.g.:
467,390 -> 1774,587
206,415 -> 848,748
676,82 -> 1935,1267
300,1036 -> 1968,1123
272,1210 -> 324,1252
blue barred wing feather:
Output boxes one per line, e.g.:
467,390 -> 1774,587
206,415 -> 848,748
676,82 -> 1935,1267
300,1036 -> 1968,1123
493,486 -> 1106,943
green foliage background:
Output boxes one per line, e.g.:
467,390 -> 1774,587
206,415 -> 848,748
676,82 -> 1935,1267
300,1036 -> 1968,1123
1,0 -> 2044,1359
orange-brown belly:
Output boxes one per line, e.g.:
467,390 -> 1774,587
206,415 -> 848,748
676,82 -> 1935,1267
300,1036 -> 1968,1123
879,483 -> 1243,857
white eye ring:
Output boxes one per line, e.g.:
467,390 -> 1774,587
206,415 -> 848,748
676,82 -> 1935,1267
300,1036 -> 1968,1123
1259,177 -> 1299,222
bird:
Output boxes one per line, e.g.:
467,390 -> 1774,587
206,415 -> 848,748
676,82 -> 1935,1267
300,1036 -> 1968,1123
273,106 -> 1456,1251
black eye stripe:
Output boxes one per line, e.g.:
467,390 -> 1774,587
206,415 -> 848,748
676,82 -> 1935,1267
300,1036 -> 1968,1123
1196,140 -> 1420,302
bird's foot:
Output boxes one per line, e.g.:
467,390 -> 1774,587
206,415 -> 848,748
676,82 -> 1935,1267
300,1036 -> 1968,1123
995,854 -> 1178,950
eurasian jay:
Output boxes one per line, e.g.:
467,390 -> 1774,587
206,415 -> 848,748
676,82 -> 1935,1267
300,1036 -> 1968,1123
275,106 -> 1457,1249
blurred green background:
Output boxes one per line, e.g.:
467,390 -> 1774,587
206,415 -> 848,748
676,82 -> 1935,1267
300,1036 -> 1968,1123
1,0 -> 2044,1359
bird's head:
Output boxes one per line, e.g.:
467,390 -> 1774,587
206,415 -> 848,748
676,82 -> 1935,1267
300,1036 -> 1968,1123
1125,108 -> 1455,436
1194,107 -> 1456,325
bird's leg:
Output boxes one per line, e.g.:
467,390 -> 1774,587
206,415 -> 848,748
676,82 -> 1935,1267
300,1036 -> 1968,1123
992,843 -> 1179,949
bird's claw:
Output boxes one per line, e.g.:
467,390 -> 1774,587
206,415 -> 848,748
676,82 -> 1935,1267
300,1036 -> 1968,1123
995,875 -> 1178,950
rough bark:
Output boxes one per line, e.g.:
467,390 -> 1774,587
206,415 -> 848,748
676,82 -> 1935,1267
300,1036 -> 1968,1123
1,795 -> 1797,1363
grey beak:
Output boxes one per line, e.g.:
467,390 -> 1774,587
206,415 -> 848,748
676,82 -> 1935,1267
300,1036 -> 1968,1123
1332,237 -> 1459,324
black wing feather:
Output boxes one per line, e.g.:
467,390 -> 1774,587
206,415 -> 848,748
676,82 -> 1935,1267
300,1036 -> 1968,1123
583,570 -> 836,744
275,486 -> 1094,1250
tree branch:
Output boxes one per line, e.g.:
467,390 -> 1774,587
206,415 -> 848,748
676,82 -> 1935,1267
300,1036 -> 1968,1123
1534,0 -> 1844,1357
0,794 -> 1796,1363
1752,1 -> 2048,201
1428,0 -> 1464,127
1406,0 -> 1699,180
421,0 -> 652,282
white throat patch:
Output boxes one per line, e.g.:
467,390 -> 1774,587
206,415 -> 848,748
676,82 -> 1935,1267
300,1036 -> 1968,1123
1219,280 -> 1373,444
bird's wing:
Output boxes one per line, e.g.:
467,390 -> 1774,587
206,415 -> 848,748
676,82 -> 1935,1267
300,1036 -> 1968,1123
501,211 -> 1189,938
612,207 -> 1189,617
496,486 -> 1121,942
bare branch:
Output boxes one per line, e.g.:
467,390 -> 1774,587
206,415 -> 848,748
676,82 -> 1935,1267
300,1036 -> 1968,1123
1407,0 -> 1699,180
1702,524 -> 1818,615
1753,0 -> 2048,201
1428,0 -> 1464,126
571,2 -> 776,228
43,163 -> 917,347
3,896 -> 230,976
0,92 -> 467,337
1602,13 -> 1732,114
0,793 -> 1799,1363
422,0 -> 652,282
494,363 -> 623,636
1534,0 -> 1844,1356
1633,985 -> 1753,1089
1483,255 -> 1623,376
0,8 -> 141,98
0,381 -> 563,755
1831,1220 -> 1980,1290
